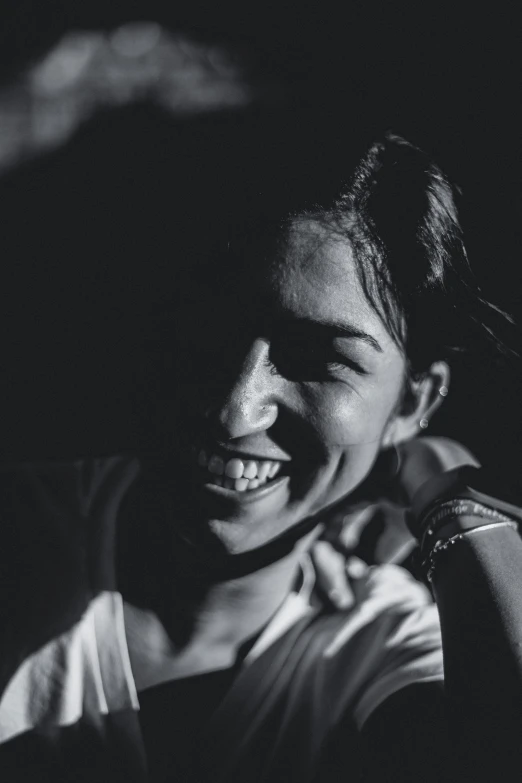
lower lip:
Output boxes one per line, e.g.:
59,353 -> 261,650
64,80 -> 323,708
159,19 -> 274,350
201,474 -> 290,503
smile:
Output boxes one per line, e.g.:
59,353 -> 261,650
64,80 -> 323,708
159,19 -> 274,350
197,449 -> 286,492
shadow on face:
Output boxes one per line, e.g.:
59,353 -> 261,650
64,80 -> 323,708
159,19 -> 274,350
0,101 -> 374,460
138,216 -> 408,559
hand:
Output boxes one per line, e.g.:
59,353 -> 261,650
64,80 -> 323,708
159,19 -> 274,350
397,436 -> 479,508
311,543 -> 370,610
318,436 -> 479,530
311,436 -> 479,609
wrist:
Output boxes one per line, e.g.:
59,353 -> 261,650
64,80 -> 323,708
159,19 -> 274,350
421,520 -> 519,583
411,466 -> 522,528
420,501 -> 518,558
410,466 -> 478,524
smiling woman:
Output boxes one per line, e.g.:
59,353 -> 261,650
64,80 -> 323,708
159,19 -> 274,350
1,125 -> 522,783
134,132 -> 508,563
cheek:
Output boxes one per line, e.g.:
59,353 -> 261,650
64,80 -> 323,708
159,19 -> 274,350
301,381 -> 400,509
305,381 -> 396,452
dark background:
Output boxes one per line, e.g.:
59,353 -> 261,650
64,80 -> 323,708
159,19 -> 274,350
0,2 -> 520,477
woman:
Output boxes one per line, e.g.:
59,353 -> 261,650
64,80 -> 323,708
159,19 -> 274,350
1,129 -> 521,782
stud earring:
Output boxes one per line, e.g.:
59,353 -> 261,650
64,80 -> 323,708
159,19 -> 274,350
439,386 -> 449,397
419,418 -> 429,429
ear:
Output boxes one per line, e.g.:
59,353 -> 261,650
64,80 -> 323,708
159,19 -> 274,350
381,361 -> 450,447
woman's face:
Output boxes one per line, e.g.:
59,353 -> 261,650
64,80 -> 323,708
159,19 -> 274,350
149,219 -> 408,556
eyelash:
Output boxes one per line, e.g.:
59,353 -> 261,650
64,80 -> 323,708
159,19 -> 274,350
323,360 -> 365,377
326,361 -> 357,374
264,353 -> 365,379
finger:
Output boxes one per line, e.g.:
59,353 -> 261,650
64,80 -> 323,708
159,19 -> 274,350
346,556 -> 372,607
311,540 -> 354,610
337,505 -> 380,551
371,504 -> 416,564
346,555 -> 369,580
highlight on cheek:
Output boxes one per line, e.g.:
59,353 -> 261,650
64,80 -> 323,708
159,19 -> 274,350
141,137 -> 471,562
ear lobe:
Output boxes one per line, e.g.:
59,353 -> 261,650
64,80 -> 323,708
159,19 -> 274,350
385,361 -> 451,447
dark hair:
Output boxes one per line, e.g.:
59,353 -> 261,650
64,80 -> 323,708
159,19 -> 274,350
233,131 -> 518,393
331,133 -> 516,373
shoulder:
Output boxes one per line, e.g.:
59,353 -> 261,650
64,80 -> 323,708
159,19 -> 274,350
304,564 -> 443,730
236,564 -> 443,767
345,564 -> 443,728
0,453 -> 140,517
0,591 -> 138,745
0,454 -> 141,695
319,563 -> 440,654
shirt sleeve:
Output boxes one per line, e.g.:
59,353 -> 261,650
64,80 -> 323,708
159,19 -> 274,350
0,454 -> 138,694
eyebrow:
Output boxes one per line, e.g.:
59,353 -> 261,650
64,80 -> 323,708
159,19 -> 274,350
277,316 -> 383,353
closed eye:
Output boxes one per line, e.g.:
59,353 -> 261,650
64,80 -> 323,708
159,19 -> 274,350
266,344 -> 368,381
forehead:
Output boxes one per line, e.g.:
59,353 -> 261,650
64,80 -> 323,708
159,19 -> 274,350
265,219 -> 378,330
180,218 -> 391,350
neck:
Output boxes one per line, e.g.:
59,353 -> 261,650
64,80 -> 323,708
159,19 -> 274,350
123,529 -> 319,688
155,529 -> 317,652
117,471 -> 321,673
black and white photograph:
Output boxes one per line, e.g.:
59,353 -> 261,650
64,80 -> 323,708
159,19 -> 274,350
0,3 -> 521,781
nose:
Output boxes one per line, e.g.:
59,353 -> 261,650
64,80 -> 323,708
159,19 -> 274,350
209,339 -> 280,440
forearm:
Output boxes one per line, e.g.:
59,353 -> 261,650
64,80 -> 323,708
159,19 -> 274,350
433,523 -> 522,707
353,448 -> 522,781
360,524 -> 522,783
430,522 -> 522,777
410,466 -> 522,709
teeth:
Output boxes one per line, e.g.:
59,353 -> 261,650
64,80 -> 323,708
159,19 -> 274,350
242,461 -> 258,480
257,462 -> 271,482
198,450 -> 285,490
268,462 -> 281,478
208,455 -> 225,475
224,458 -> 244,479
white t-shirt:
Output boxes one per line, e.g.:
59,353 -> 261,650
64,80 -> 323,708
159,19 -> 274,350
0,456 -> 444,782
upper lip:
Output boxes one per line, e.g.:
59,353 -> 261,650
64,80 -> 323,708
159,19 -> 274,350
206,443 -> 292,463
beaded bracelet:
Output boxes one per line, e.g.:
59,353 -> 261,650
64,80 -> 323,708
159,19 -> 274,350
420,515 -> 513,561
420,499 -> 517,555
422,520 -> 519,583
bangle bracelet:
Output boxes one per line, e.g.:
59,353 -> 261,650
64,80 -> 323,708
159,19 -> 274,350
412,466 -> 522,529
420,500 -> 515,539
422,520 -> 519,583
420,500 -> 517,554
420,499 -> 515,536
420,515 -> 517,559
